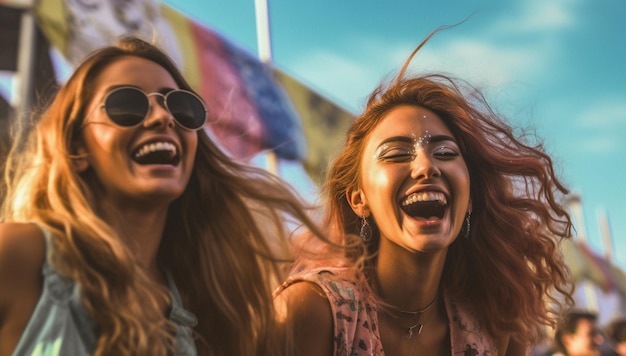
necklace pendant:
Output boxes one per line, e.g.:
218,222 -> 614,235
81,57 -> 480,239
407,324 -> 423,339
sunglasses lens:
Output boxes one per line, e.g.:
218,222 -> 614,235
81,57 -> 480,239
166,91 -> 207,130
104,88 -> 148,127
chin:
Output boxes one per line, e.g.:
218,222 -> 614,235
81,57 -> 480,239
140,186 -> 187,203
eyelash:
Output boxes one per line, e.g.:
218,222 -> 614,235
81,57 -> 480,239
378,146 -> 459,161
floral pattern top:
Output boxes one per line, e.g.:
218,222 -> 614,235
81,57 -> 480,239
276,265 -> 497,356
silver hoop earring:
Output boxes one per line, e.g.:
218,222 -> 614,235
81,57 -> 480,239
463,211 -> 472,240
360,216 -> 372,244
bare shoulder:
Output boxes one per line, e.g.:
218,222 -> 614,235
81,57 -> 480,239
275,281 -> 334,356
0,224 -> 46,356
0,223 -> 46,306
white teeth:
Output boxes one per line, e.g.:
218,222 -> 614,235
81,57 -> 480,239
135,141 -> 177,158
401,191 -> 447,206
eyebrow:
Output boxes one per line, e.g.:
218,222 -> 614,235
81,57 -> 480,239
104,85 -> 177,95
377,134 -> 457,147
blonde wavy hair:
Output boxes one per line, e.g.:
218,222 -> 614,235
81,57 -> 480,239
1,36 -> 323,355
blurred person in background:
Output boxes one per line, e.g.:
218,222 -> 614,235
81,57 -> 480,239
604,318 -> 626,356
553,310 -> 604,356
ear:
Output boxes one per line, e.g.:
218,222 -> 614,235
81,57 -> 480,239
346,187 -> 369,218
72,144 -> 90,173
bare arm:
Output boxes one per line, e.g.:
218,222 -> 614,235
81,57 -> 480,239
275,281 -> 334,356
0,223 -> 45,356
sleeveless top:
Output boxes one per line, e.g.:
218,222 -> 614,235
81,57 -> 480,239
276,266 -> 498,356
12,225 -> 198,356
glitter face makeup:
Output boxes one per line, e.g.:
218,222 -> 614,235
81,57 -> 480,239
416,130 -> 431,146
357,105 -> 470,256
374,130 -> 432,161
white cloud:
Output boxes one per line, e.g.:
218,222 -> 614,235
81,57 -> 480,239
285,0 -> 584,115
563,100 -> 626,154
288,43 -> 400,112
575,100 -> 626,128
490,0 -> 579,34
287,34 -> 556,113
578,136 -> 621,154
408,38 -> 550,88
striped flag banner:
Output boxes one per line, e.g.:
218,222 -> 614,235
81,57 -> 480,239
33,0 -> 312,161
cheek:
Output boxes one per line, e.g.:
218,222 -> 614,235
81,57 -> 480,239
361,165 -> 404,211
83,126 -> 125,154
360,159 -> 383,192
452,164 -> 471,200
364,169 -> 391,191
185,133 -> 199,161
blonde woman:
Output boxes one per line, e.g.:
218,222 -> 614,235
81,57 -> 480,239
0,36 -> 321,355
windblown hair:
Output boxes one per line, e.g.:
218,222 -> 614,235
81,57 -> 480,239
1,36 -> 322,355
322,31 -> 574,345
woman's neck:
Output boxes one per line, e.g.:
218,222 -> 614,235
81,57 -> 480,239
374,240 -> 448,311
100,200 -> 169,273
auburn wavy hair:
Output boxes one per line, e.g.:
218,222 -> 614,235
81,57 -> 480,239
1,36 -> 322,355
321,31 -> 574,344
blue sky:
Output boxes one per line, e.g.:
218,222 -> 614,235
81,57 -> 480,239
162,0 -> 626,270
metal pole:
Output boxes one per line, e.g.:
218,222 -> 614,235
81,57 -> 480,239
564,193 -> 599,312
597,207 -> 614,262
254,0 -> 278,174
254,0 -> 272,64
14,4 -> 37,127
565,193 -> 588,241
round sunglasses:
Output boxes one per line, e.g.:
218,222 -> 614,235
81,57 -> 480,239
100,86 -> 207,131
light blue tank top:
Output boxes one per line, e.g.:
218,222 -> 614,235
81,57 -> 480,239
12,225 -> 198,355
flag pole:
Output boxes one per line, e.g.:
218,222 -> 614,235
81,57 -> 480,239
597,207 -> 614,262
14,0 -> 37,128
255,0 -> 272,64
254,0 -> 278,175
564,193 -> 599,313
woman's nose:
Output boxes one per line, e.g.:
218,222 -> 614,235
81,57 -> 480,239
143,95 -> 175,129
410,149 -> 441,180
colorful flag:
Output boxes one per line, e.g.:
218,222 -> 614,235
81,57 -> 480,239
33,0 -> 310,161
562,238 -> 626,296
273,68 -> 354,184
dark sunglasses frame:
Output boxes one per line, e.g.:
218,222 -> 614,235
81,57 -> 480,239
101,86 -> 208,131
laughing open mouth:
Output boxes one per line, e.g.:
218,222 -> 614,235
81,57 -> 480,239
401,191 -> 447,219
132,141 -> 180,166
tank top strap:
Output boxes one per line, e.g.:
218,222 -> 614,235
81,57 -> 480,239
12,223 -> 96,355
164,270 -> 198,356
31,222 -> 54,263
28,222 -> 73,300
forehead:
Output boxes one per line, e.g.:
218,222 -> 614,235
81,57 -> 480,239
576,319 -> 595,332
92,56 -> 178,92
367,105 -> 453,143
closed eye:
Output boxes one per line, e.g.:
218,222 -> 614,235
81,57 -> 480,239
376,142 -> 416,161
433,146 -> 460,160
380,150 -> 415,161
